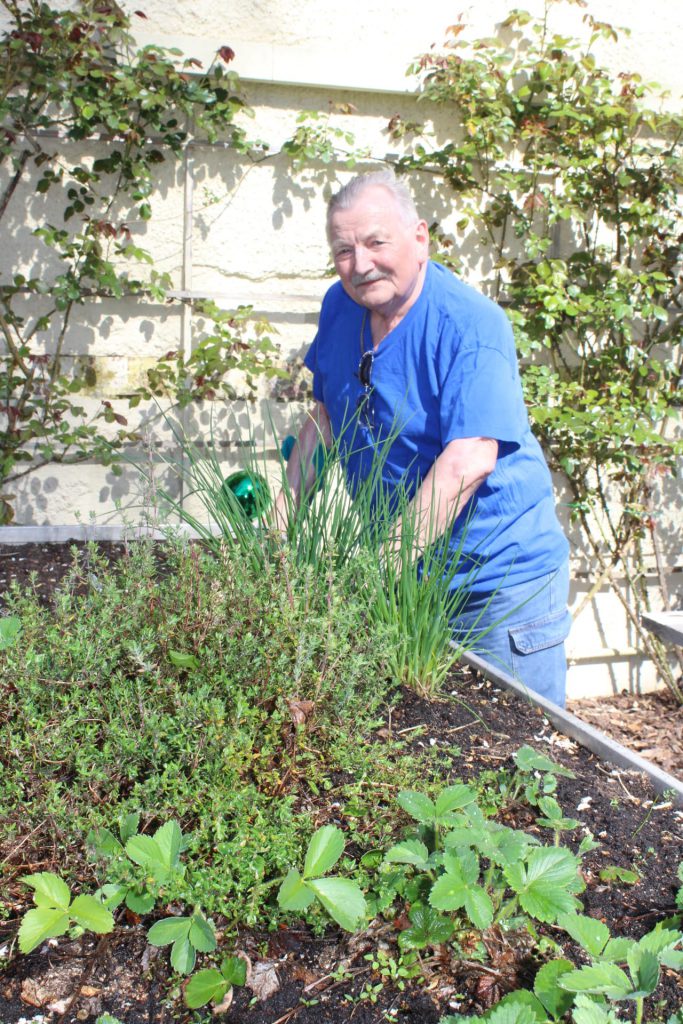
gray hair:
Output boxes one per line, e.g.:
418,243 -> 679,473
326,170 -> 420,237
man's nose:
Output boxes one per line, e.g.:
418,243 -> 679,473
353,246 -> 374,275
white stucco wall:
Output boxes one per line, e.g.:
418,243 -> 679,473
133,0 -> 682,104
1,0 -> 681,697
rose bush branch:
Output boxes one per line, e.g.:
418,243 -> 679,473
387,2 -> 682,693
0,0 -> 279,522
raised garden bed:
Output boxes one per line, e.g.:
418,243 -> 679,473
2,537 -> 681,785
1,538 -> 682,1023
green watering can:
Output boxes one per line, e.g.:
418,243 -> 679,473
221,436 -> 327,520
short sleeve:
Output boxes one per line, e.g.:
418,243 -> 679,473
437,315 -> 528,447
303,335 -> 324,402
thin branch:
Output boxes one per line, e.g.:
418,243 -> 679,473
0,148 -> 32,223
0,310 -> 30,375
573,501 -> 679,690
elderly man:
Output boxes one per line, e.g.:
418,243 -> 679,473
275,169 -> 571,706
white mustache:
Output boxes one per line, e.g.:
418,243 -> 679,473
351,271 -> 389,287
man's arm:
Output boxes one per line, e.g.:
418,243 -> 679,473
388,436 -> 499,557
272,401 -> 332,531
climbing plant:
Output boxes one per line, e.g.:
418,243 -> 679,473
385,1 -> 682,693
0,0 -> 278,522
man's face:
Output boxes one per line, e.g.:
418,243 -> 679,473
329,186 -> 429,321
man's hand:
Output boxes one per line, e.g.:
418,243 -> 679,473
270,401 -> 332,532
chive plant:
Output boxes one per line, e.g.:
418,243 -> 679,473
140,407 -> 485,694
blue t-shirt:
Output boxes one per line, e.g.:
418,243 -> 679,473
304,261 -> 569,592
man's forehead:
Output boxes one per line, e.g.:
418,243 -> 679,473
329,191 -> 411,239
330,219 -> 393,242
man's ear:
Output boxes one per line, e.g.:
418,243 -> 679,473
415,218 -> 430,260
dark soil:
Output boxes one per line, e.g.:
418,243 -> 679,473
1,542 -> 682,1024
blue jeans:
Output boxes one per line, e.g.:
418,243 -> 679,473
451,561 -> 572,707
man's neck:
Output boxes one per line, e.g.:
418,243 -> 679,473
368,262 -> 427,347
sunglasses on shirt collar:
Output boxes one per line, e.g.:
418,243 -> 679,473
356,349 -> 375,427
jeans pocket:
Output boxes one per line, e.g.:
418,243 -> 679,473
509,607 -> 572,656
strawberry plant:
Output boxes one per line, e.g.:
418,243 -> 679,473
557,917 -> 683,1024
19,872 -> 113,953
184,954 -> 247,1010
381,776 -> 584,943
88,816 -> 186,915
277,824 -> 367,932
147,909 -> 217,975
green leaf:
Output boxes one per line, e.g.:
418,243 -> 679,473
153,820 -> 183,870
537,796 -> 563,821
464,886 -> 494,930
188,912 -> 217,953
637,923 -> 683,958
557,913 -> 610,957
0,616 -> 21,649
306,877 -> 366,931
125,834 -> 164,872
185,968 -> 228,1009
485,992 -> 544,1023
533,959 -> 575,1017
434,783 -> 478,817
430,869 -> 468,912
397,790 -> 436,823
443,846 -> 477,880
598,865 -> 640,884
303,825 -> 345,878
221,955 -> 247,986
398,904 -> 453,950
383,839 -> 429,867
558,962 -> 632,998
22,872 -> 71,911
88,827 -> 124,858
490,828 -> 534,869
660,947 -> 683,970
19,907 -> 70,953
602,936 -> 635,962
506,847 -> 581,923
570,994 -> 617,1024
125,890 -> 155,914
69,895 -> 114,934
169,650 -> 200,671
120,812 -> 140,843
170,934 -> 196,974
147,916 -> 191,947
513,746 -> 574,778
96,884 -> 127,910
278,868 -> 315,912
627,947 -> 659,997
